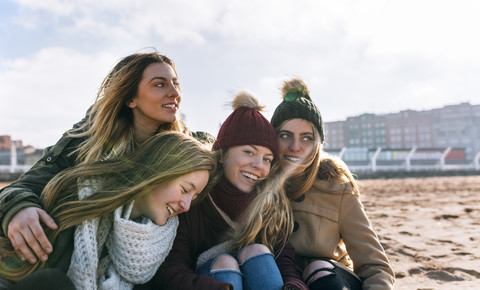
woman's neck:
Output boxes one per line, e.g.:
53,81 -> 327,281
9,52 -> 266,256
133,122 -> 159,144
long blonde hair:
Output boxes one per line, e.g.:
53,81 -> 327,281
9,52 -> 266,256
69,50 -> 185,164
0,131 -> 218,281
232,162 -> 295,253
280,121 -> 323,200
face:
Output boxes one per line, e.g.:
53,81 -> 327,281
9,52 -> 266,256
127,62 -> 181,132
131,170 -> 209,226
277,118 -> 316,170
222,145 -> 274,193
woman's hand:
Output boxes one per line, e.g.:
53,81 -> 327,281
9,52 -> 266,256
7,207 -> 58,264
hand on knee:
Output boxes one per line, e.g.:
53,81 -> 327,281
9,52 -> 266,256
211,254 -> 240,271
237,243 -> 271,264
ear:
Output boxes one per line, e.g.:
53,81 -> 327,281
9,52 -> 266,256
126,99 -> 136,109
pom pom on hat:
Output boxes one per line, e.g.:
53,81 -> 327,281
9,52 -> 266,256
271,77 -> 324,142
213,90 -> 278,159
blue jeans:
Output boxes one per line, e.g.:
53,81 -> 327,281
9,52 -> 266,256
197,253 -> 283,290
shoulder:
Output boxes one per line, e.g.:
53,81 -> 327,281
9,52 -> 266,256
189,131 -> 216,146
314,154 -> 359,196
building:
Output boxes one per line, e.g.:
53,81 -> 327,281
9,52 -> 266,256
324,102 -> 480,161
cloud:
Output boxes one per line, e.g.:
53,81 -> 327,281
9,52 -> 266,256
0,47 -> 116,147
2,0 -> 480,148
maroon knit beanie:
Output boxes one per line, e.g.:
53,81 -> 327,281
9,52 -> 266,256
212,91 -> 278,159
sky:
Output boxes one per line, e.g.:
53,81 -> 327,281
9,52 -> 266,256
1,0 -> 480,148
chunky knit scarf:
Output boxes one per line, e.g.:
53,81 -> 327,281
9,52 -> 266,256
67,183 -> 179,290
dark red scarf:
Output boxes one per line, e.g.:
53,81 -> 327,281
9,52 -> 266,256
210,177 -> 256,220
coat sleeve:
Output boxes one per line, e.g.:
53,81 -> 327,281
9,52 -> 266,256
274,238 -> 309,290
151,212 -> 232,290
0,119 -> 85,236
338,192 -> 395,290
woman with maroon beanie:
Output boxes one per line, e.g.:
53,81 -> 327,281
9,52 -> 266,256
150,91 -> 308,290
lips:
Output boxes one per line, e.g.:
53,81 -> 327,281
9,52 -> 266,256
284,155 -> 301,163
163,103 -> 178,110
166,204 -> 174,216
241,171 -> 259,181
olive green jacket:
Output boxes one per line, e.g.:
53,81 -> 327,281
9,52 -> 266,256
0,117 -> 214,237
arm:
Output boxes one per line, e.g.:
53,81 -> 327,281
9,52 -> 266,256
0,121 -> 85,263
151,210 -> 232,290
338,193 -> 395,290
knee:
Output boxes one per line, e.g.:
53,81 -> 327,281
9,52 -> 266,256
303,260 -> 335,283
237,243 -> 271,264
211,254 -> 240,271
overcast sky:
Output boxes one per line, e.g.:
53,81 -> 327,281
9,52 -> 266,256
1,0 -> 479,148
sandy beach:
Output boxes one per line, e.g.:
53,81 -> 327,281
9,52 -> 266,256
2,175 -> 480,289
357,175 -> 480,289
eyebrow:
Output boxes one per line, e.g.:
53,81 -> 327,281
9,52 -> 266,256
249,145 -> 274,157
149,76 -> 167,82
278,129 -> 313,135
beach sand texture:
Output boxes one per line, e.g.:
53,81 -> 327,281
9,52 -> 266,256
358,175 -> 480,289
2,175 -> 480,289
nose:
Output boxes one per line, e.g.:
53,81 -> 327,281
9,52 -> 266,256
167,83 -> 181,100
289,138 -> 301,152
251,156 -> 266,170
179,196 -> 192,213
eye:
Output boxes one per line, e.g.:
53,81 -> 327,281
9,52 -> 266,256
181,186 -> 188,194
279,133 -> 290,140
302,135 -> 314,142
243,150 -> 254,156
155,82 -> 165,88
173,81 -> 180,88
263,157 -> 273,164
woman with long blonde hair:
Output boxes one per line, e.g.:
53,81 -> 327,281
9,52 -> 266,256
270,77 -> 395,290
0,131 -> 218,289
0,50 -> 214,267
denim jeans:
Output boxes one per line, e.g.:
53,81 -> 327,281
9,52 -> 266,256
197,253 -> 283,290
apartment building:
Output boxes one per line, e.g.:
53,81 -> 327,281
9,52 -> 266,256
324,102 -> 480,161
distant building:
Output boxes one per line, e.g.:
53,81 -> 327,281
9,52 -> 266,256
324,102 -> 480,161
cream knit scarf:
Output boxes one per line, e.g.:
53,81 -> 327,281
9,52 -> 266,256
67,182 -> 179,290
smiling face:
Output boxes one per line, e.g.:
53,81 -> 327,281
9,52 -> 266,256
277,118 -> 316,171
127,62 -> 181,133
131,170 -> 209,226
222,145 -> 274,193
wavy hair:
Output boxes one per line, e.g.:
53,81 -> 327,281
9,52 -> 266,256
69,50 -> 185,164
0,131 -> 218,281
231,162 -> 295,253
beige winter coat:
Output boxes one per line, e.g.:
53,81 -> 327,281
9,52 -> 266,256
290,174 -> 395,290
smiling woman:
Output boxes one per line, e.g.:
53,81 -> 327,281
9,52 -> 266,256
0,131 -> 218,289
0,50 -> 215,270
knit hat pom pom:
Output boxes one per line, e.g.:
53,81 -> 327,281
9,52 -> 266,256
232,90 -> 265,112
281,77 -> 311,101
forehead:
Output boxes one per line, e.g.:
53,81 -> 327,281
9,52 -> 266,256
142,62 -> 176,78
227,145 -> 273,155
280,118 -> 314,133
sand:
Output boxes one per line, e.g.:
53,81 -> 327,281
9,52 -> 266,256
2,176 -> 480,289
357,175 -> 480,289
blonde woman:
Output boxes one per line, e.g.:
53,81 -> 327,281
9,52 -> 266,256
0,131 -> 218,289
270,77 -> 394,290
0,50 -> 214,266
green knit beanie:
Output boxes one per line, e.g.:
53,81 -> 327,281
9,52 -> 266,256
271,77 -> 324,142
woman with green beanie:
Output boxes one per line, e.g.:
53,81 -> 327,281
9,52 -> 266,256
271,77 -> 395,290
